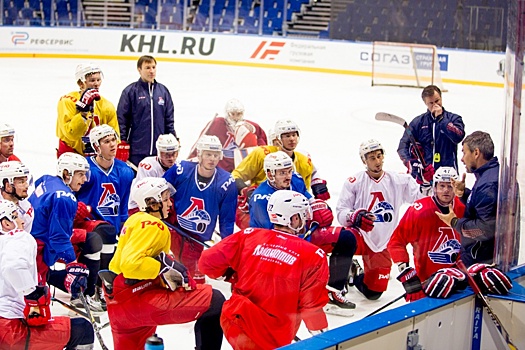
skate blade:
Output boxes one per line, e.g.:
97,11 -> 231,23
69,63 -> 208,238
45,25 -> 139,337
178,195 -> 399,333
323,305 -> 355,317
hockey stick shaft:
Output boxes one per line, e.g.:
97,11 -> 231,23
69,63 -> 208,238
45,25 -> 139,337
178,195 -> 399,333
303,222 -> 320,240
162,220 -> 211,248
79,292 -> 109,350
126,160 -> 138,172
456,260 -> 518,350
364,293 -> 406,318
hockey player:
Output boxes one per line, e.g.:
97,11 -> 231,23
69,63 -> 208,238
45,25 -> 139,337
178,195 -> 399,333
397,85 -> 465,183
29,152 -> 103,312
0,161 -> 34,231
0,200 -> 95,350
336,139 -> 429,300
106,177 -> 225,350
0,123 -> 20,163
187,98 -> 268,172
128,133 -> 180,214
56,62 -> 122,159
249,151 -> 357,315
163,135 -> 237,276
75,125 -> 134,278
388,167 -> 467,301
199,190 -> 329,349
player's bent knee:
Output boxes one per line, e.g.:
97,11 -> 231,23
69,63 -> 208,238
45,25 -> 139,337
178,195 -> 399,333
93,223 -> 117,244
333,228 -> 357,256
67,317 -> 95,349
83,231 -> 103,255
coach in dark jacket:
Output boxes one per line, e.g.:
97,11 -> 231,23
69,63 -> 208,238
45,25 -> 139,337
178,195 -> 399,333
436,131 -> 498,266
398,85 -> 465,183
117,55 -> 177,166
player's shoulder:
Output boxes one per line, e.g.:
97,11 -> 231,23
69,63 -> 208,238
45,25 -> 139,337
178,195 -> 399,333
114,159 -> 135,175
344,171 -> 366,185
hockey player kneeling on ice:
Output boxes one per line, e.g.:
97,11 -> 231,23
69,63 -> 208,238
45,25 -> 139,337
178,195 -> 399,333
199,190 -> 330,349
249,151 -> 357,315
105,177 -> 225,350
0,200 -> 95,350
29,152 -> 105,313
337,139 -> 429,301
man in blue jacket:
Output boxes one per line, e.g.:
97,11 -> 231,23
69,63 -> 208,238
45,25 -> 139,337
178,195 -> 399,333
397,85 -> 465,184
117,55 -> 178,166
436,131 -> 499,266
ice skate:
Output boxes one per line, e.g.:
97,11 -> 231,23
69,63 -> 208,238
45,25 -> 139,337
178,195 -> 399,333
71,294 -> 105,314
324,290 -> 355,317
348,259 -> 363,287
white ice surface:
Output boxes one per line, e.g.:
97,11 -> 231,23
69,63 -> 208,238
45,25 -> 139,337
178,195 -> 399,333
0,57 -> 505,349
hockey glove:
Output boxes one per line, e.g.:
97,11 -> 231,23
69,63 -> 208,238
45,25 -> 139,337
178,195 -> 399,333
422,164 -> 435,183
74,201 -> 93,226
64,262 -> 89,299
311,199 -> 333,228
420,182 -> 432,196
397,267 -> 426,302
347,209 -> 374,232
116,140 -> 130,162
76,88 -> 100,113
24,286 -> 51,327
234,123 -> 257,149
467,263 -> 512,295
423,267 -> 467,298
311,178 -> 330,201
156,251 -> 196,291
237,184 -> 257,213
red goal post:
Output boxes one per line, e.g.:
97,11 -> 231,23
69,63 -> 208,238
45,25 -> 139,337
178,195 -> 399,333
371,41 -> 446,91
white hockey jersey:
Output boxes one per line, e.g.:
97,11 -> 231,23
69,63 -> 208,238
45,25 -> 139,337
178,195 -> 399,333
336,171 -> 422,253
0,229 -> 38,319
128,156 -> 168,210
17,200 -> 34,233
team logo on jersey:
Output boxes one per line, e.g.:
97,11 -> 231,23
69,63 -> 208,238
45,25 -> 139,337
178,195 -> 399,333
427,227 -> 461,264
178,197 -> 211,234
97,183 -> 120,216
367,191 -> 394,222
222,132 -> 236,159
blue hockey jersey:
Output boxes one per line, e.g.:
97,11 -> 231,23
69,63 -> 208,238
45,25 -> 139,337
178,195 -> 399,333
75,157 -> 134,230
249,173 -> 312,229
28,175 -> 78,266
163,160 -> 237,242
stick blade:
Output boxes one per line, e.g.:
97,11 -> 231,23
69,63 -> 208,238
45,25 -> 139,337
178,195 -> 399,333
375,112 -> 407,127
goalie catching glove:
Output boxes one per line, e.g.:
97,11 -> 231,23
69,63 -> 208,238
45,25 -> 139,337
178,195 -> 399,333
423,267 -> 467,298
24,285 -> 51,327
76,88 -> 100,113
397,267 -> 426,302
467,263 -> 512,295
347,209 -> 374,232
234,122 -> 257,149
156,251 -> 196,291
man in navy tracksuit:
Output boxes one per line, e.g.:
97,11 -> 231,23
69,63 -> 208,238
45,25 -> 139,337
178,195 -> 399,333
436,131 -> 499,266
117,55 -> 178,166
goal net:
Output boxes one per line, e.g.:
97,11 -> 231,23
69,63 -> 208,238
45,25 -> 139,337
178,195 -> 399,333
371,42 -> 446,91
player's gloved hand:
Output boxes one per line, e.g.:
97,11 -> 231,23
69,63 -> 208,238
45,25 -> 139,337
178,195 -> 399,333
467,263 -> 512,295
24,285 -> 51,327
311,178 -> 330,201
74,201 -> 93,226
234,123 -> 257,149
422,164 -> 435,183
76,88 -> 100,113
397,267 -> 426,302
156,251 -> 196,291
420,182 -> 432,196
64,262 -> 89,299
116,140 -> 130,162
423,267 -> 467,298
311,199 -> 333,228
347,209 -> 374,232
237,184 -> 257,213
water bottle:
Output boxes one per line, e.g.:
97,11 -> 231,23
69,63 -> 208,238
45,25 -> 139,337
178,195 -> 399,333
145,334 -> 164,350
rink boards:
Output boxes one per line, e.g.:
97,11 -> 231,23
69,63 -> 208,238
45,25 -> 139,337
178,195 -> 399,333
281,266 -> 525,350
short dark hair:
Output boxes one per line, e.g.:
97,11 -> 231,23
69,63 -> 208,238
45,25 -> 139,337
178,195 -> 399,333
462,131 -> 494,160
421,85 -> 442,100
137,55 -> 156,69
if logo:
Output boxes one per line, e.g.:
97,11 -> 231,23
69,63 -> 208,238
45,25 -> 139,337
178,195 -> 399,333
11,32 -> 29,45
250,41 -> 285,60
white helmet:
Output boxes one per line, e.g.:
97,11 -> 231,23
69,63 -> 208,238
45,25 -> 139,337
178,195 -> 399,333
0,123 -> 15,139
57,152 -> 90,184
75,63 -> 103,83
264,151 -> 293,178
267,190 -> 312,233
433,166 -> 458,184
89,124 -> 119,151
196,135 -> 223,159
156,134 -> 180,154
0,161 -> 29,188
132,177 -> 174,212
359,139 -> 384,162
274,119 -> 300,141
0,199 -> 18,225
225,98 -> 245,117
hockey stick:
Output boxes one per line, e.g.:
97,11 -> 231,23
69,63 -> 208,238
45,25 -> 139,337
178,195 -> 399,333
51,296 -> 97,321
187,113 -> 219,158
456,259 -> 518,350
126,160 -> 138,172
375,112 -> 427,168
364,293 -> 406,318
79,291 -> 109,350
302,222 -> 320,240
162,220 -> 212,249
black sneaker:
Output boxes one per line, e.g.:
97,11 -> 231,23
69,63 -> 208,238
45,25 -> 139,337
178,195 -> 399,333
348,259 -> 363,287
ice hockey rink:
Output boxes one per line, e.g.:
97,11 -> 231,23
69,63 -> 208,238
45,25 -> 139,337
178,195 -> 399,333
0,55 -> 506,349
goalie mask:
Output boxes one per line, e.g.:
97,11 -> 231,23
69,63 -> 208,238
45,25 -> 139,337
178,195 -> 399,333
267,190 -> 311,233
225,98 -> 245,126
57,152 -> 90,185
359,139 -> 384,162
132,177 -> 175,216
75,63 -> 104,83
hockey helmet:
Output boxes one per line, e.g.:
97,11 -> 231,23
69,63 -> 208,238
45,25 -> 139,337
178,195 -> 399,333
433,167 -> 458,184
0,199 -> 18,224
359,139 -> 384,162
89,124 -> 119,151
132,177 -> 175,212
264,151 -> 293,178
75,63 -> 104,83
0,123 -> 15,139
57,152 -> 90,184
225,98 -> 245,122
156,134 -> 180,154
273,119 -> 300,141
0,161 -> 30,188
267,190 -> 311,233
196,135 -> 223,160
